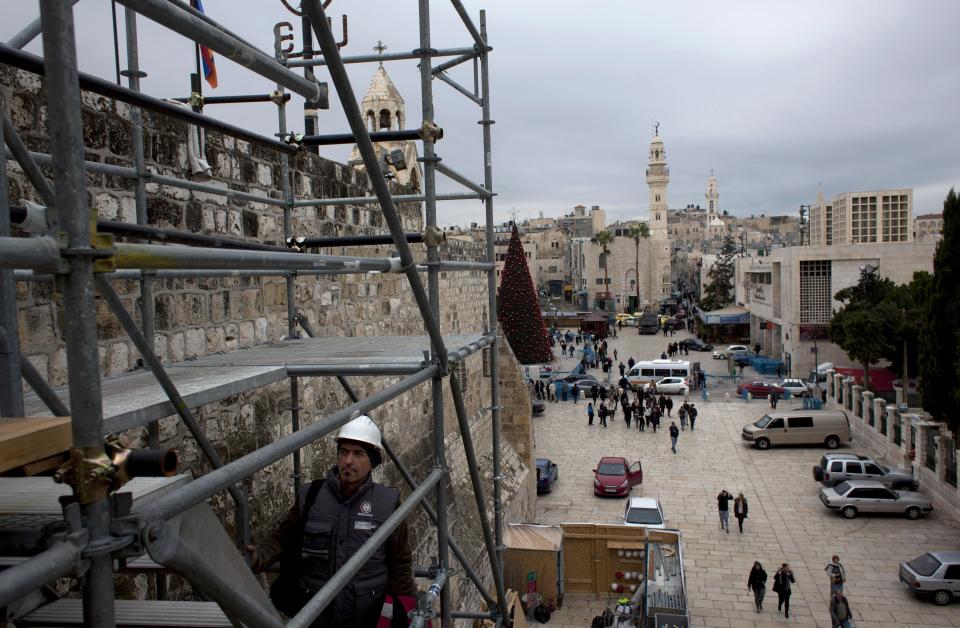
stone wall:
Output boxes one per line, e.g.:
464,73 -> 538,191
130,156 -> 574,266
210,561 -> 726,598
3,66 -> 534,613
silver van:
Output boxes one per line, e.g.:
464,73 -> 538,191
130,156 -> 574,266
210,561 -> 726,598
741,410 -> 851,450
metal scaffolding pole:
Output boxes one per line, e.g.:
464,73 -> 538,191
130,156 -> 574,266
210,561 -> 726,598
94,274 -> 251,545
301,0 -> 449,372
19,352 -> 70,416
0,44 -> 299,155
3,113 -> 57,211
39,2 -> 115,626
287,45 -> 479,68
479,8 -> 507,603
7,148 -> 288,207
6,0 -> 82,50
0,95 -> 24,418
435,161 -> 492,198
412,1 -> 453,625
111,0 -> 319,101
292,191 -> 484,207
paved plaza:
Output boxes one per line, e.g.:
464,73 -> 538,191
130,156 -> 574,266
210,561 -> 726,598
530,325 -> 960,627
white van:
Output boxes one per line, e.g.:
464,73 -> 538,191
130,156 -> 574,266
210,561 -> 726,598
626,360 -> 695,390
741,409 -> 851,450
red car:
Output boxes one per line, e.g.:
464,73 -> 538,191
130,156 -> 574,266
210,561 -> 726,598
593,456 -> 643,497
737,380 -> 785,397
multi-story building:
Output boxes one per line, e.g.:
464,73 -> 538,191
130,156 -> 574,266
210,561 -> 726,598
734,241 -> 935,377
557,204 -> 605,238
914,213 -> 944,242
809,189 -> 913,246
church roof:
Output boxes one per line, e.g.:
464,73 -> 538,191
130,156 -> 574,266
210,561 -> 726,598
709,217 -> 726,227
361,66 -> 404,107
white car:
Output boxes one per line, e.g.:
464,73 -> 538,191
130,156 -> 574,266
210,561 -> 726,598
780,378 -> 807,397
712,344 -> 749,360
653,377 -> 689,395
622,497 -> 667,528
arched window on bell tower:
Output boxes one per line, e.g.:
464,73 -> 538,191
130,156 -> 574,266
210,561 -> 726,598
379,109 -> 392,130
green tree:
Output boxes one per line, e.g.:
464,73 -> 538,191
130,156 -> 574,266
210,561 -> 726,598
883,272 -> 932,384
497,224 -> 553,364
592,229 -> 614,311
920,188 -> 960,433
699,235 -> 736,311
829,266 -> 897,391
629,222 -> 650,313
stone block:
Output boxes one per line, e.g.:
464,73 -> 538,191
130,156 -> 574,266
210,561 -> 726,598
239,321 -> 255,346
169,332 -> 185,363
185,327 -> 205,358
107,342 -> 130,376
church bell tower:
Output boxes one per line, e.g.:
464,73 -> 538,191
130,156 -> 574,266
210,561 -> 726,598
646,125 -> 672,302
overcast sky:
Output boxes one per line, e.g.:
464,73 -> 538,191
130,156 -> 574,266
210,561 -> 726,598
5,1 -> 959,227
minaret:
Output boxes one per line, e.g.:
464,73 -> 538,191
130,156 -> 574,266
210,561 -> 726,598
646,125 -> 672,302
706,169 -> 719,217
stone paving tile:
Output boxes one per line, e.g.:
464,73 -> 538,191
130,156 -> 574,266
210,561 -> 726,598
526,327 -> 960,627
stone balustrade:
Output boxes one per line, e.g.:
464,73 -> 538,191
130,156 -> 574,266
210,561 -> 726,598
820,369 -> 960,521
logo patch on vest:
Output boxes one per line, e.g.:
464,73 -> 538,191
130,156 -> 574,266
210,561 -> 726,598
358,500 -> 373,517
354,520 -> 377,531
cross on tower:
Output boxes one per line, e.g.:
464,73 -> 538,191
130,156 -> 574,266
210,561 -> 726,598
373,40 -> 387,66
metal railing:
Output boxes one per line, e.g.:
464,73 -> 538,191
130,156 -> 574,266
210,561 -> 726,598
1,0 -> 508,626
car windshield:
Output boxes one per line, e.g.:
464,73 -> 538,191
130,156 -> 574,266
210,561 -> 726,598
754,415 -> 774,428
626,507 -> 663,525
598,462 -> 626,475
907,553 -> 943,577
834,481 -> 851,494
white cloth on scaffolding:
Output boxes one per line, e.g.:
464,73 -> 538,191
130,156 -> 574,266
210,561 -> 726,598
164,99 -> 212,176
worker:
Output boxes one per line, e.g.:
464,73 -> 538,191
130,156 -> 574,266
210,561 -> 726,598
246,415 -> 416,626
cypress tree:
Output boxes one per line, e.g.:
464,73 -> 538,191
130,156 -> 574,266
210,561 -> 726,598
920,188 -> 960,433
497,225 -> 553,364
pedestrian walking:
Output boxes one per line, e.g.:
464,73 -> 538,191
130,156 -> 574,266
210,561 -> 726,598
769,391 -> 778,409
734,493 -> 748,534
598,404 -> 608,428
613,348 -> 618,361
717,490 -> 732,532
635,401 -> 645,431
619,362 -> 626,377
586,402 -> 594,426
665,397 -> 673,417
599,386 -> 608,402
678,405 -> 687,430
829,588 -> 854,628
559,380 -> 568,402
748,562 -> 767,612
824,555 -> 846,595
658,394 -> 667,414
627,357 -> 635,369
572,383 -> 580,404
689,404 -> 698,431
590,384 -> 599,405
651,408 -> 660,433
772,564 -> 795,618
623,402 -> 632,428
669,422 -> 679,453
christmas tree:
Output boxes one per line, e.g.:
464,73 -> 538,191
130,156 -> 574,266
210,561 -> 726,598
497,225 -> 553,364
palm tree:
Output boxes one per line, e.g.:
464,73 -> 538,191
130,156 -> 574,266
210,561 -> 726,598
593,229 -> 614,311
629,223 -> 650,312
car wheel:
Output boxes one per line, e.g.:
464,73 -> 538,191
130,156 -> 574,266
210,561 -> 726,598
933,589 -> 952,606
755,438 -> 770,450
905,506 -> 922,520
841,505 -> 858,519
825,435 -> 840,449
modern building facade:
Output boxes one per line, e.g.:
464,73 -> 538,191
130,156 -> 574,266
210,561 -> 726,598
734,242 -> 936,377
809,188 -> 913,246
914,213 -> 944,242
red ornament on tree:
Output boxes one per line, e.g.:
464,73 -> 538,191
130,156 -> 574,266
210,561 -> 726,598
497,224 -> 553,364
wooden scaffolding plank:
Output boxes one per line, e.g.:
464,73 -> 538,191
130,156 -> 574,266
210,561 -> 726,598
0,417 -> 72,473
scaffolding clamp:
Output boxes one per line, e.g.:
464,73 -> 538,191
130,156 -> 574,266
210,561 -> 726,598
422,225 -> 446,247
188,91 -> 203,109
269,89 -> 286,106
53,448 -> 115,505
419,120 -> 444,142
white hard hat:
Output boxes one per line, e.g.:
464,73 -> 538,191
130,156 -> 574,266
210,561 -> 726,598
336,415 -> 383,454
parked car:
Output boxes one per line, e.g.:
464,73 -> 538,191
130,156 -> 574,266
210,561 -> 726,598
536,458 -> 558,494
900,551 -> 960,605
813,453 -> 918,490
818,480 -> 933,519
653,377 -> 689,395
593,456 -> 643,497
622,497 -> 666,528
713,344 -> 749,360
559,372 -> 598,384
742,409 -> 851,450
679,338 -> 712,352
779,378 -> 808,397
736,380 -> 784,397
568,378 -> 601,394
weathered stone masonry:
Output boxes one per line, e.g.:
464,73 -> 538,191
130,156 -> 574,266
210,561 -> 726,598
3,66 -> 534,611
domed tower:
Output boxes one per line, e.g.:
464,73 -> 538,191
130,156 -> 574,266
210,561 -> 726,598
646,126 -> 672,303
348,58 -> 421,191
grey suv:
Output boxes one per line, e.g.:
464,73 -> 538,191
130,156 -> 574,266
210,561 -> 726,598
812,453 -> 918,490
900,551 -> 960,605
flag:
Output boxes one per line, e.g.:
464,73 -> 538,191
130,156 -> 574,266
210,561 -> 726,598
190,0 -> 218,88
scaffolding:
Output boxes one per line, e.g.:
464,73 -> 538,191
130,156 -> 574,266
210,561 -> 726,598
0,0 -> 509,625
